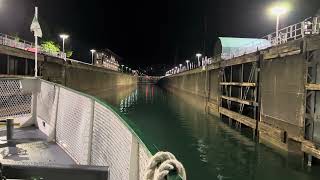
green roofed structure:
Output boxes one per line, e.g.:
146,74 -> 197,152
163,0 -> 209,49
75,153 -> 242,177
214,37 -> 271,60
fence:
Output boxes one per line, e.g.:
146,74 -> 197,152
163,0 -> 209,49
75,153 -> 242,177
0,77 -> 181,180
0,33 -> 66,59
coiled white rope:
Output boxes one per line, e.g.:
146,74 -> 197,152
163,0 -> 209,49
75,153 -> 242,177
144,151 -> 186,180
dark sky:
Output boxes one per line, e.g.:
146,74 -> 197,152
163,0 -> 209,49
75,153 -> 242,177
0,0 -> 320,69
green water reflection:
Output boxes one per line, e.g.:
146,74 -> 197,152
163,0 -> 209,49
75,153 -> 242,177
99,84 -> 320,180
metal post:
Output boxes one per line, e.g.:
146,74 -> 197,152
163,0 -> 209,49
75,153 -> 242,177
7,55 -> 10,75
87,100 -> 95,165
6,119 -> 14,146
62,38 -> 65,54
91,52 -> 94,65
34,35 -> 38,77
25,59 -> 28,75
276,15 -> 280,45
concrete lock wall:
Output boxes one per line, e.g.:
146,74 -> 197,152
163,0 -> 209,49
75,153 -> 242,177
0,44 -> 138,96
159,67 -> 221,117
64,64 -> 137,95
159,36 -> 320,159
159,69 -> 208,98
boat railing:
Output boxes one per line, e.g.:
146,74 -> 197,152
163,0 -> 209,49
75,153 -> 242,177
0,77 -> 183,180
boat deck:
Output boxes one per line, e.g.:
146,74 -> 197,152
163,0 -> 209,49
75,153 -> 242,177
0,126 -> 75,166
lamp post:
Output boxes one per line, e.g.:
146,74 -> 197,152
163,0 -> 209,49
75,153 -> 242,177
59,34 -> 69,54
179,64 -> 183,72
90,49 -> 96,65
196,53 -> 202,67
270,5 -> 288,44
175,66 -> 178,74
125,66 -> 128,73
121,65 -> 124,72
186,60 -> 190,70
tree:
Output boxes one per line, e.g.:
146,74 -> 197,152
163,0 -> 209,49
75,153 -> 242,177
40,41 -> 60,53
66,50 -> 73,58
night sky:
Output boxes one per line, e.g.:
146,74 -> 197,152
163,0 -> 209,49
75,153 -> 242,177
1,0 -> 320,70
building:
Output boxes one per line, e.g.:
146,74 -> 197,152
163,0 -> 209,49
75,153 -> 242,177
94,49 -> 121,71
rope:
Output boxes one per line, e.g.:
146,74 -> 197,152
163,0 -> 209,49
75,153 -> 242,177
144,151 -> 186,180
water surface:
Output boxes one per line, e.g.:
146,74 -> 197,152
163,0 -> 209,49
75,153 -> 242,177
98,84 -> 320,180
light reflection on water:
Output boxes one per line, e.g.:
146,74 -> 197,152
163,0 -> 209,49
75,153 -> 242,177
97,84 -> 320,180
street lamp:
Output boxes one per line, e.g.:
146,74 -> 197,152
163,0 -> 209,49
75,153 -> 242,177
90,49 -> 96,65
270,4 -> 289,44
196,53 -> 202,67
179,64 -> 183,72
59,34 -> 69,53
186,60 -> 190,70
121,64 -> 124,72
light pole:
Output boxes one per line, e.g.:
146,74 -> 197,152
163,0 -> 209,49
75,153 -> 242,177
125,66 -> 128,73
59,34 -> 69,54
121,65 -> 124,72
186,60 -> 190,70
179,64 -> 183,72
196,53 -> 202,67
90,49 -> 96,65
270,5 -> 288,44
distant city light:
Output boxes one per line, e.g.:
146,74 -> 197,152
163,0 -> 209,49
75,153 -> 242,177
90,49 -> 96,53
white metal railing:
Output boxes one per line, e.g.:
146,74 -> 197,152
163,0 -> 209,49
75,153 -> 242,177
262,19 -> 307,46
0,33 -> 66,59
225,17 -> 319,60
0,78 -> 153,180
166,16 -> 320,76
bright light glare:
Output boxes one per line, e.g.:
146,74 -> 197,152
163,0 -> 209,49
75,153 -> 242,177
271,6 -> 287,16
90,49 -> 96,53
59,34 -> 69,39
186,60 -> 190,63
196,53 -> 202,57
269,2 -> 290,16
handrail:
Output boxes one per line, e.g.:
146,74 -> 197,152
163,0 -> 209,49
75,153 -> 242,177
167,16 -> 320,76
0,33 -> 66,59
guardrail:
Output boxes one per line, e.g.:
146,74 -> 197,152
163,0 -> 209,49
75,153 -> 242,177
0,77 -> 183,180
0,33 -> 66,59
167,16 -> 320,76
